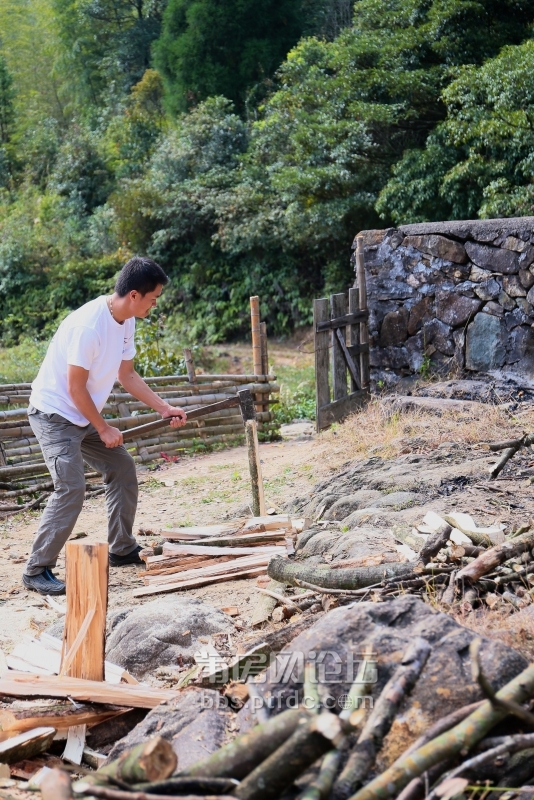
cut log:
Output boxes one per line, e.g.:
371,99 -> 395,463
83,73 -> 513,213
0,673 -> 180,708
268,557 -> 414,590
457,529 -> 534,583
244,515 -> 290,530
41,768 -> 73,800
0,727 -> 56,764
417,523 -> 452,565
133,565 -> 267,597
234,713 -> 344,800
62,542 -> 108,681
0,702 -> 126,735
181,709 -> 308,780
98,737 -> 177,784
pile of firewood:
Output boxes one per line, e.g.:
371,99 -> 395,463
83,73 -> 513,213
266,508 -> 534,616
33,639 -> 534,800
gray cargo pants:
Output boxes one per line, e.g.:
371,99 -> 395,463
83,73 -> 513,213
24,407 -> 138,576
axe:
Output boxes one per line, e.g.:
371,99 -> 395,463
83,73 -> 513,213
121,388 -> 256,442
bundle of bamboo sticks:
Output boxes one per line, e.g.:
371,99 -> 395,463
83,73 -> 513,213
0,373 -> 279,494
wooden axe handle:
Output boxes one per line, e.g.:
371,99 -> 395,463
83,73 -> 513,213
122,396 -> 240,442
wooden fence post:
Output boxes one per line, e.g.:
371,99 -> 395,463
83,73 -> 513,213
250,297 -> 262,376
314,298 -> 330,433
62,542 -> 108,681
355,236 -> 370,389
331,293 -> 348,401
348,287 -> 361,393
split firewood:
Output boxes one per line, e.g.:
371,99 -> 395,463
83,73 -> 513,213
41,768 -> 73,800
349,659 -> 534,800
250,580 -> 287,626
268,557 -> 415,590
96,737 -> 177,784
417,522 -> 452,565
0,702 -> 125,734
297,749 -> 343,800
456,529 -> 534,583
180,708 -> 308,780
332,638 -> 431,800
233,712 -> 344,800
0,726 -> 56,764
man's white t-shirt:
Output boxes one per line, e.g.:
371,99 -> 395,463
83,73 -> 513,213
30,296 -> 136,427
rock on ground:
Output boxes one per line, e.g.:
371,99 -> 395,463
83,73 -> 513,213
105,596 -> 234,678
103,686 -> 231,770
254,595 -> 527,768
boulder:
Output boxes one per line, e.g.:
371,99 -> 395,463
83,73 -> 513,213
505,307 -> 528,331
474,278 -> 501,302
483,301 -> 504,317
106,596 -> 234,678
465,242 -> 519,274
503,274 -> 527,298
423,319 -> 455,356
502,235 -> 530,252
379,308 -> 409,346
465,312 -> 506,371
407,297 -> 433,335
498,290 -> 515,311
526,285 -> 534,306
402,235 -> 467,264
507,325 -> 531,364
469,265 -> 492,282
323,490 -> 383,520
103,687 -> 230,769
519,268 -> 534,290
366,490 -> 418,508
435,292 -> 480,327
255,596 -> 528,767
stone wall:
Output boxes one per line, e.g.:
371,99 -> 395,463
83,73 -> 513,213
355,217 -> 534,387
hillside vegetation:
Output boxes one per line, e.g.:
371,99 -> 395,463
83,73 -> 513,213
1,0 -> 534,344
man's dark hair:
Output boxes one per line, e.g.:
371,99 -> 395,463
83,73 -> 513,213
115,257 -> 169,297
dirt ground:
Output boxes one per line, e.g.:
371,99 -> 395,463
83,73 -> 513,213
3,335 -> 534,663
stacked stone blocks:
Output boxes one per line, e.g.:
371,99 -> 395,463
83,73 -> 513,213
355,217 -> 534,385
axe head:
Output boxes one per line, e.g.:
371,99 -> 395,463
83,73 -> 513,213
238,388 -> 256,422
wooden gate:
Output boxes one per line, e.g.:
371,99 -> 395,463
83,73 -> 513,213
314,236 -> 370,431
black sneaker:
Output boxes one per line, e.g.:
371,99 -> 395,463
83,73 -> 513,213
23,568 -> 66,596
109,545 -> 143,567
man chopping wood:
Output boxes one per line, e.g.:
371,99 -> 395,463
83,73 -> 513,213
22,257 -> 187,595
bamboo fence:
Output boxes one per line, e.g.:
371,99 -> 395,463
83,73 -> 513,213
0,373 -> 279,489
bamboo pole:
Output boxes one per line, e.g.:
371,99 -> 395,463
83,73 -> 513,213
62,542 -> 108,681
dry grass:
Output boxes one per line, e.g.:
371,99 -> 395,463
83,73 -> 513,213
312,398 -> 534,467
448,603 -> 534,662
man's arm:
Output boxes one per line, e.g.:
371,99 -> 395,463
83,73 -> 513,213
117,360 -> 187,428
67,365 -> 124,448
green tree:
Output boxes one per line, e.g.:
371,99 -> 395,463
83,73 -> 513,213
154,0 -> 306,114
0,54 -> 15,144
378,39 -> 534,222
52,0 -> 167,111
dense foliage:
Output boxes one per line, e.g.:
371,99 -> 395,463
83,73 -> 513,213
1,0 -> 534,344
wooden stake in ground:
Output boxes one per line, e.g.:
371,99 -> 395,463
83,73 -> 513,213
62,542 -> 108,681
245,420 -> 266,517
183,348 -> 198,394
